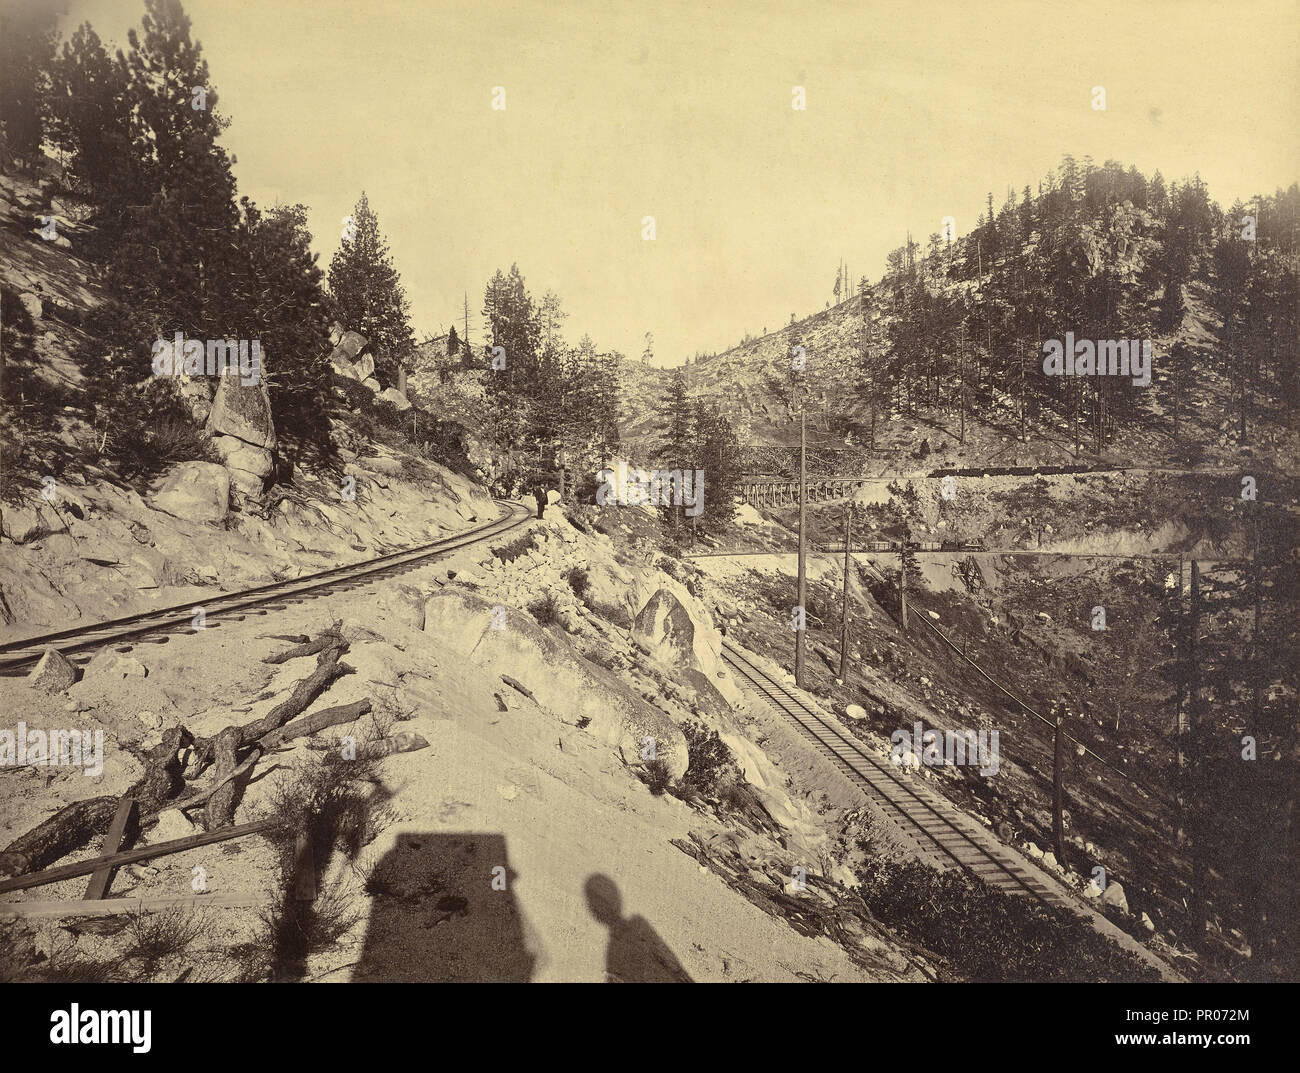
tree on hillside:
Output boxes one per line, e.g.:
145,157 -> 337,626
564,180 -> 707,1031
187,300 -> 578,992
656,371 -> 696,531
0,0 -> 60,166
235,201 -> 333,452
83,0 -> 242,388
46,22 -> 140,231
482,263 -> 542,453
328,192 -> 414,387
690,399 -> 742,537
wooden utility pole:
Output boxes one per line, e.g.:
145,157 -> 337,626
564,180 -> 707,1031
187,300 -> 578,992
898,543 -> 909,633
1187,559 -> 1208,940
1052,705 -> 1068,869
838,502 -> 853,681
795,411 -> 808,687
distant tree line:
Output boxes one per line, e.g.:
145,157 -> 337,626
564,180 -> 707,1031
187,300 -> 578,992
855,157 -> 1298,455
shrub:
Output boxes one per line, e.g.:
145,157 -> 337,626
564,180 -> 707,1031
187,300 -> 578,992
681,720 -> 739,795
528,591 -> 562,626
123,908 -> 207,977
492,533 -> 534,564
852,849 -> 1161,982
565,565 -> 590,599
640,757 -> 672,796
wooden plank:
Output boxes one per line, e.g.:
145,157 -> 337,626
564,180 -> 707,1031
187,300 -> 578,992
83,796 -> 137,900
0,893 -> 269,919
292,835 -> 316,902
0,818 -> 277,895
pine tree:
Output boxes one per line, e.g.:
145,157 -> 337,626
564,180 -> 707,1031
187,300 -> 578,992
46,22 -> 139,223
327,192 -> 414,387
0,0 -> 60,166
235,201 -> 332,450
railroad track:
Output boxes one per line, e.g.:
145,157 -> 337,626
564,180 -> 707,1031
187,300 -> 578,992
721,639 -> 1067,906
0,499 -> 534,676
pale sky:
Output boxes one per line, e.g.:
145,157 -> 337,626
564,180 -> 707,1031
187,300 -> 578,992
61,0 -> 1300,365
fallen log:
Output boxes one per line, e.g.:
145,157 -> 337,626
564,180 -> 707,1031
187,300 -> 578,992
501,674 -> 534,700
0,628 -> 351,877
204,725 -> 243,830
261,630 -> 343,664
189,628 -> 349,773
0,818 -> 276,895
0,893 -> 269,919
0,728 -> 189,878
354,732 -> 428,760
172,700 -> 372,815
258,699 -> 372,750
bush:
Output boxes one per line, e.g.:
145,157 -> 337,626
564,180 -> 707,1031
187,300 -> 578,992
565,565 -> 589,599
640,757 -> 672,796
492,533 -> 534,564
852,850 -> 1161,982
681,720 -> 739,795
527,591 -> 562,626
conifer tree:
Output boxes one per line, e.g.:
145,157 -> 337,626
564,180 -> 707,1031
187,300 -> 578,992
328,192 -> 415,387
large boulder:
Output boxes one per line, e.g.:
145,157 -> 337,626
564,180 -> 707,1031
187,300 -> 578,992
337,331 -> 367,360
353,353 -> 376,381
1100,880 -> 1129,914
632,588 -> 737,707
210,437 -> 271,498
379,386 -> 412,412
206,368 -> 276,497
2,503 -> 67,544
28,648 -> 77,692
423,587 -> 688,778
207,371 -> 275,451
149,461 -> 230,523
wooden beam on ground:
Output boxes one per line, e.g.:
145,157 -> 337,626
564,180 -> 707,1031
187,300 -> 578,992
0,893 -> 269,919
0,818 -> 277,895
293,835 -> 316,902
83,797 -> 137,900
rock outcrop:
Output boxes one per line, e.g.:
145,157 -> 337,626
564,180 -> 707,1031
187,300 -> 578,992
423,586 -> 689,779
149,461 -> 230,523
631,587 -> 738,708
28,648 -> 77,692
206,372 -> 275,496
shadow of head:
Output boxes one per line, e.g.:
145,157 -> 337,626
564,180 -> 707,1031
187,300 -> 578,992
584,873 -> 623,927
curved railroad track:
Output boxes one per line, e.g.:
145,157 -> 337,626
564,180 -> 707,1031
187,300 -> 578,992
722,639 -> 1066,905
0,499 -> 534,676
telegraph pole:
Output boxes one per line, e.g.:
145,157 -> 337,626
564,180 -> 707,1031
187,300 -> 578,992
1052,704 -> 1068,870
795,411 -> 807,687
838,501 -> 853,681
898,543 -> 909,633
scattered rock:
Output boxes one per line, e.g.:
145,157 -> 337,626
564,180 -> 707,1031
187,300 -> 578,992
147,809 -> 198,844
1100,880 -> 1129,914
844,703 -> 868,720
149,461 -> 230,523
28,648 -> 78,692
18,292 -> 42,320
86,652 -> 148,680
379,386 -> 411,411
